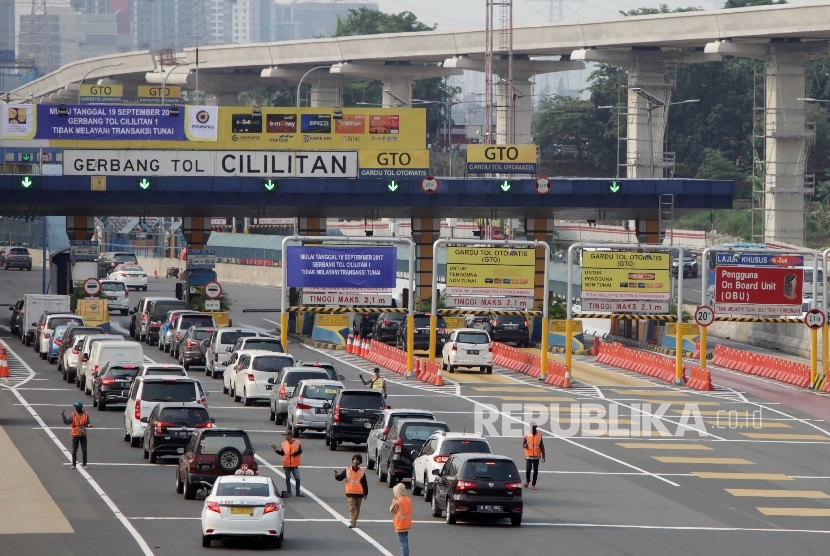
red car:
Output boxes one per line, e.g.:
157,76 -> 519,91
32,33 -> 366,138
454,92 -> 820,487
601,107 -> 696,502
176,428 -> 257,500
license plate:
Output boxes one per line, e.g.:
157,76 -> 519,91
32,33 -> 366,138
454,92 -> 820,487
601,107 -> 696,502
173,431 -> 188,437
353,418 -> 368,423
197,463 -> 213,471
230,506 -> 254,515
467,350 -> 479,355
480,505 -> 502,512
266,385 -> 272,390
315,408 -> 326,414
364,422 -> 372,429
177,447 -> 185,454
504,324 -> 518,329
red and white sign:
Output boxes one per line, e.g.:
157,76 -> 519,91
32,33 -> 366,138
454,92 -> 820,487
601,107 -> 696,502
447,296 -> 532,309
204,281 -> 222,299
694,305 -> 715,327
83,277 -> 101,297
534,176 -> 551,194
421,176 -> 439,194
805,308 -> 825,329
584,300 -> 669,314
302,293 -> 392,306
714,266 -> 803,316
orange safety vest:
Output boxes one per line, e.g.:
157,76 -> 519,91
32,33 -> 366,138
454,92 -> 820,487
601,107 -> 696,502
524,431 -> 542,459
393,496 -> 413,532
282,439 -> 301,468
71,412 -> 89,437
345,467 -> 365,495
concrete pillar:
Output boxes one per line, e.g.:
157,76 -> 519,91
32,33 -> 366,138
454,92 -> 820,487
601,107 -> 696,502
495,74 -> 534,145
65,216 -> 94,241
309,78 -> 343,108
382,80 -> 412,108
182,216 -> 211,249
627,62 -> 673,179
298,218 -> 326,236
526,218 -> 554,308
411,217 -> 441,302
636,219 -> 660,244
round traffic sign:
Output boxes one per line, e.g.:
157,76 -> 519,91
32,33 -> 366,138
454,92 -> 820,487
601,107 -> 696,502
694,305 -> 715,327
805,308 -> 825,329
83,277 -> 102,297
204,281 -> 222,300
534,176 -> 551,195
421,176 -> 439,194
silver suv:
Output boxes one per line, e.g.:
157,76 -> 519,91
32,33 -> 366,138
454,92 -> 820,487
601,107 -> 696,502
268,368 -> 331,425
366,408 -> 436,471
285,379 -> 344,437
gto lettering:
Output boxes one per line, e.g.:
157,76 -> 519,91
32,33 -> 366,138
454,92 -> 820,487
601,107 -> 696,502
484,146 -> 519,161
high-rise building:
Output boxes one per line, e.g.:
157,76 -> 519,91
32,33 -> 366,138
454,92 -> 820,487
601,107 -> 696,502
273,1 -> 378,42
0,0 -> 15,55
232,0 -> 272,44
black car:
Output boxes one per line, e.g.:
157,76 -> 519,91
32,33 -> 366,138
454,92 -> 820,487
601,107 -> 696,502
325,389 -> 386,450
430,453 -> 523,526
57,325 -> 105,379
671,247 -> 699,278
397,313 -> 449,352
372,313 -> 406,345
8,299 -> 23,335
0,247 -> 32,270
92,363 -> 140,411
142,402 -> 213,463
98,251 -> 138,279
484,315 -> 529,346
300,362 -> 345,381
146,299 -> 190,345
354,313 -> 379,339
378,419 -> 449,488
179,326 -> 214,371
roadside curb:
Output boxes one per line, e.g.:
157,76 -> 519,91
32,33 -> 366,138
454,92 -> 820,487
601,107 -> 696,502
288,333 -> 345,351
606,334 -> 697,358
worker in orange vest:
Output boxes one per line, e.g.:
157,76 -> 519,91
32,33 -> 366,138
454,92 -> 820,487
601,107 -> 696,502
522,421 -> 546,490
334,454 -> 369,528
390,482 -> 412,556
272,430 -> 304,497
61,401 -> 93,469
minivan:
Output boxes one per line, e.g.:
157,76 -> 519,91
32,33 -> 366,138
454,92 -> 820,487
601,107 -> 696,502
144,298 -> 190,346
84,340 -> 144,395
124,376 -> 208,447
206,328 -> 261,376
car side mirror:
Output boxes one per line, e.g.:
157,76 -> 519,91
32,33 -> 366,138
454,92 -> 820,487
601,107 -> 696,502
210,418 -> 216,424
204,392 -> 210,397
431,468 -> 440,476
267,377 -> 275,384
202,339 -> 209,347
7,307 -> 12,311
322,402 -> 331,410
411,450 -> 419,458
140,417 -> 149,423
225,347 -> 232,352
339,374 -> 345,381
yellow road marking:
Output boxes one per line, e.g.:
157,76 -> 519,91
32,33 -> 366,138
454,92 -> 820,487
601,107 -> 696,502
757,507 -> 830,517
726,489 -> 830,498
549,353 -> 651,386
616,443 -> 713,450
653,456 -> 754,464
692,472 -> 792,480
740,433 -> 830,441
448,371 -> 519,384
613,390 -> 690,396
704,420 -> 793,429
641,400 -> 720,406
498,396 -> 576,402
473,387 -> 544,392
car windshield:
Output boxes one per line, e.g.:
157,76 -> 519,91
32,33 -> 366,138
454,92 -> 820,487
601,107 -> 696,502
48,317 -> 83,329
220,331 -> 257,345
151,302 -> 190,319
179,316 -> 215,329
283,370 -> 329,387
303,384 -> 342,400
106,366 -> 139,378
403,424 -> 448,441
253,356 -> 293,373
456,333 -> 489,344
463,460 -> 519,480
440,439 -> 490,454
199,434 -> 247,455
145,369 -> 186,376
340,392 -> 385,409
121,265 -> 142,272
216,482 -> 269,497
241,339 -> 283,351
141,382 -> 197,402
102,282 -> 125,291
193,330 -> 213,340
158,407 -> 209,427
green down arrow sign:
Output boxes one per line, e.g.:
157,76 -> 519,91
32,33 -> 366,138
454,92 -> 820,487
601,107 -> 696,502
608,181 -> 621,193
138,178 -> 151,190
499,180 -> 512,193
263,179 -> 277,191
387,180 -> 400,192
20,176 -> 33,189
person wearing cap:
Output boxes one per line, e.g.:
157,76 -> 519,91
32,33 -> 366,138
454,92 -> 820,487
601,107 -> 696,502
61,402 -> 92,469
522,421 -> 545,489
360,367 -> 387,399
334,454 -> 369,528
272,430 -> 304,497
390,482 -> 412,556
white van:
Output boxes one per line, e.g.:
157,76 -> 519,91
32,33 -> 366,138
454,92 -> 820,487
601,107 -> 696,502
83,340 -> 144,395
77,335 -> 125,390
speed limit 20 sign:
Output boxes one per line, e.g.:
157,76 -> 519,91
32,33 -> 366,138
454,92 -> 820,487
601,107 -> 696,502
805,308 -> 825,330
694,305 -> 715,327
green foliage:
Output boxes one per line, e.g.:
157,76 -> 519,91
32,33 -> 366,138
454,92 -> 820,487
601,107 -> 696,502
70,289 -> 111,312
533,95 -> 594,170
723,0 -> 785,8
548,297 -> 567,320
695,148 -> 751,198
619,4 -> 702,16
187,286 -> 233,312
415,293 -> 447,312
675,209 -> 754,241
669,302 -> 694,322
238,86 -> 296,108
334,7 -> 435,36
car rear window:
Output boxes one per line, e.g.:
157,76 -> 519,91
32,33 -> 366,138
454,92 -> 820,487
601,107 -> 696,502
456,333 -> 489,344
253,356 -> 293,373
121,265 -> 143,272
151,302 -> 190,319
69,327 -> 103,339
462,460 -> 519,480
106,366 -> 139,378
494,315 -> 526,325
220,331 -> 258,344
440,439 -> 491,454
216,482 -> 269,497
115,254 -> 138,262
340,392 -> 385,409
283,370 -> 329,387
179,316 -> 215,329
158,407 -> 210,427
48,317 -> 83,328
390,414 -> 434,428
199,434 -> 248,455
402,423 -> 448,441
303,384 -> 342,400
145,369 -> 186,376
193,330 -> 213,340
102,282 -> 126,291
9,248 -> 29,255
413,317 -> 447,328
141,382 -> 197,402
242,339 -> 283,352
381,314 -> 406,322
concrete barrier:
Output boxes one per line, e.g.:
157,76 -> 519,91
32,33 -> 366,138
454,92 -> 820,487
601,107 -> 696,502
136,256 -> 283,288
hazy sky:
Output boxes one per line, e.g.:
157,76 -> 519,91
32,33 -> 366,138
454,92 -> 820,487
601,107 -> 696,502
372,0 -> 809,30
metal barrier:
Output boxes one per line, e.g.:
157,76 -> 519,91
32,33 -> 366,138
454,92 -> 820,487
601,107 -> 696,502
437,309 -> 543,317
244,307 -> 408,314
573,313 -> 676,321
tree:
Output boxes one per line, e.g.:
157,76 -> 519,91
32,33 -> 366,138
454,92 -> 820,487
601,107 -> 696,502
619,4 -> 701,16
724,0 -> 785,8
334,7 -> 436,36
695,148 -> 750,197
533,95 -> 594,170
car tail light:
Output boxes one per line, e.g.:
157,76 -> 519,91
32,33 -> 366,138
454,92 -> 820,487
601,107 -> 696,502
93,365 -> 99,376
196,421 -> 213,428
176,333 -> 181,339
198,396 -> 207,407
333,404 -> 341,423
489,346 -> 493,352
433,455 -> 449,463
263,501 -> 280,514
278,385 -> 287,400
382,426 -> 390,439
394,436 -> 402,453
297,397 -> 312,410
101,377 -> 115,385
119,273 -> 126,278
82,355 -> 88,362
382,320 -> 391,325
155,421 -> 172,434
43,332 -> 51,339
54,339 -> 61,346
455,479 -> 476,492
506,481 -> 523,491
186,341 -> 197,347
72,348 -> 79,355
246,373 -> 255,382
451,343 -> 457,351
524,320 -> 528,326
142,315 -> 148,322
39,324 -> 44,328
141,274 -> 147,278
206,501 -> 221,514
134,400 -> 141,421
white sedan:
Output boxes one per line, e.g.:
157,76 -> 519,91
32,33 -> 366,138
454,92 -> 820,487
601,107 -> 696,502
201,475 -> 285,549
441,328 -> 494,374
107,264 -> 148,291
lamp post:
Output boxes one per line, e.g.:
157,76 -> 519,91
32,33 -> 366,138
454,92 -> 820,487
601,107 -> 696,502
77,62 -> 124,104
161,60 -> 206,106
799,98 -> 830,103
296,66 -> 332,108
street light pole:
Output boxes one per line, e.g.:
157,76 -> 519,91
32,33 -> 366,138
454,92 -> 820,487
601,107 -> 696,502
296,66 -> 332,108
161,60 -> 206,106
77,62 -> 124,104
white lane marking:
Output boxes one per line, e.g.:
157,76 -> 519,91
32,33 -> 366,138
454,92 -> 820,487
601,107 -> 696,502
520,523 -> 830,533
255,455 -> 394,556
128,517 -> 342,522
261,318 -> 280,327
61,462 -> 176,467
4,344 -> 154,556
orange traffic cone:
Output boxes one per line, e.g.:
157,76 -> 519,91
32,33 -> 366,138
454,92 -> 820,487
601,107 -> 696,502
346,334 -> 353,354
0,348 -> 9,378
154,268 -> 159,279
